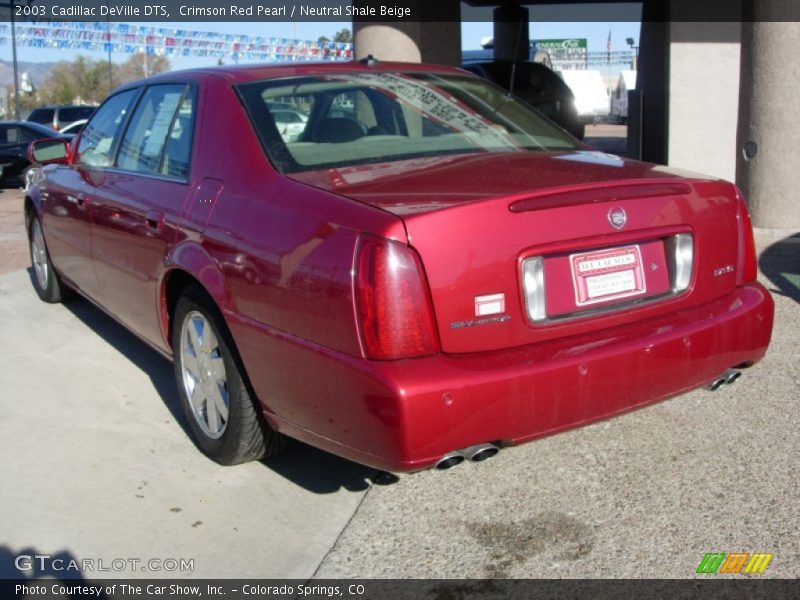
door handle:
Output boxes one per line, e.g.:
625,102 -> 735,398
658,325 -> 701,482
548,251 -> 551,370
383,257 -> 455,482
145,210 -> 165,231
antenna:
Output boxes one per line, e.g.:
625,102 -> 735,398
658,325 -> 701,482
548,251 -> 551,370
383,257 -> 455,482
507,16 -> 526,97
359,54 -> 379,67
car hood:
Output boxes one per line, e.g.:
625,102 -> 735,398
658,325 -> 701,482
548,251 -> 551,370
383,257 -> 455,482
287,150 -> 716,216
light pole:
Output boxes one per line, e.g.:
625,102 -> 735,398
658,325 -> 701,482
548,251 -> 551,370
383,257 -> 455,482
106,2 -> 113,89
626,37 -> 639,71
5,0 -> 38,121
9,1 -> 21,120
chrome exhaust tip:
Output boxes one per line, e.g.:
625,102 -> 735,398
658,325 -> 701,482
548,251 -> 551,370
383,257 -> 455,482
723,369 -> 742,385
434,452 -> 465,470
707,368 -> 743,391
464,443 -> 500,463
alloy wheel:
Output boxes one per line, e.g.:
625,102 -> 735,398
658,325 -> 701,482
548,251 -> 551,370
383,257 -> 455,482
31,219 -> 50,291
179,311 -> 230,439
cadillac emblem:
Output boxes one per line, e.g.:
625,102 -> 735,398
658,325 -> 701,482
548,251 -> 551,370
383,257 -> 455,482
608,206 -> 627,230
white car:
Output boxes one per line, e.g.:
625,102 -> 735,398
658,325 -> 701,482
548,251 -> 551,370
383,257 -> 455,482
271,109 -> 308,142
59,119 -> 88,135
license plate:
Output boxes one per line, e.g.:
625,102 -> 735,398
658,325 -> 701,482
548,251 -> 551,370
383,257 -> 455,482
570,245 -> 646,306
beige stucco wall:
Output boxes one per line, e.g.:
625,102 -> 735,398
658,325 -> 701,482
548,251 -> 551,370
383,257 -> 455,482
667,22 -> 742,183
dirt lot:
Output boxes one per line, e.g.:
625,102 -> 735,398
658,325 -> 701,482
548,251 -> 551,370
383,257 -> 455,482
0,188 -> 27,276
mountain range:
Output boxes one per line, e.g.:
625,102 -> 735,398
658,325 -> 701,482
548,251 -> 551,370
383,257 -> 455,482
0,59 -> 58,88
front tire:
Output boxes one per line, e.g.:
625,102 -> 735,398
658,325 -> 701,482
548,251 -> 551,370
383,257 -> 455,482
29,215 -> 70,303
172,288 -> 285,465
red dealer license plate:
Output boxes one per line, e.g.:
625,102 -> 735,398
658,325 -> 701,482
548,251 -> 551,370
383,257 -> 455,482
570,245 -> 646,306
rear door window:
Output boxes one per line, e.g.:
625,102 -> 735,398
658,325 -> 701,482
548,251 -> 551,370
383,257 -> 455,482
160,87 -> 196,179
117,84 -> 188,176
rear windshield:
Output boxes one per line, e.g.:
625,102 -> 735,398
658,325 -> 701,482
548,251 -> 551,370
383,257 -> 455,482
28,108 -> 55,125
60,106 -> 95,123
236,71 -> 580,174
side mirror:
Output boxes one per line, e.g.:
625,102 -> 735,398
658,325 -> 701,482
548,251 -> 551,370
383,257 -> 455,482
28,138 -> 71,166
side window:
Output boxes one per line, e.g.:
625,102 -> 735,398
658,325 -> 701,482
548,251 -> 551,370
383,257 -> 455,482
2,127 -> 20,144
77,90 -> 139,167
0,126 -> 10,144
160,87 -> 196,179
117,84 -> 187,176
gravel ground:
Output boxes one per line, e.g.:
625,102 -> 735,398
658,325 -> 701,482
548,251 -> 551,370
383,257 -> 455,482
0,188 -> 28,276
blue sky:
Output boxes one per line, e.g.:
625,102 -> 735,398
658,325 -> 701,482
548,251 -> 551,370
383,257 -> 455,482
4,18 -> 641,70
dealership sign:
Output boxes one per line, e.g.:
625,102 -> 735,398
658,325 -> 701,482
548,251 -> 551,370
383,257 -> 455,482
534,38 -> 588,50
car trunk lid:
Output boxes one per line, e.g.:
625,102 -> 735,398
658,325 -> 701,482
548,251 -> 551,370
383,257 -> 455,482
290,151 -> 742,354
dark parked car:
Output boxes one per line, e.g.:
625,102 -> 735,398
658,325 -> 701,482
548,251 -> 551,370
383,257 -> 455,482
25,62 -> 773,473
27,104 -> 96,132
462,60 -> 585,139
0,121 -> 71,186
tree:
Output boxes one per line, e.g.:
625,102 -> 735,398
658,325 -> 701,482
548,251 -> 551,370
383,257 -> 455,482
333,28 -> 353,44
33,53 -> 171,108
117,53 -> 171,82
37,56 -> 119,105
5,83 -> 39,116
317,35 -> 330,45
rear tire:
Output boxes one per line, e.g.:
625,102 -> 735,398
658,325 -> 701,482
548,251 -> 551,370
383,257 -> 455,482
172,287 -> 285,465
29,215 -> 70,304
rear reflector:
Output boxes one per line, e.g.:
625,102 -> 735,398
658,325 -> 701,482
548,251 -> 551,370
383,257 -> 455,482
667,233 -> 694,292
355,236 -> 439,360
522,256 -> 546,322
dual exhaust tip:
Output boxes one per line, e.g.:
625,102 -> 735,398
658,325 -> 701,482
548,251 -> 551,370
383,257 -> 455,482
706,368 -> 742,391
434,443 -> 500,470
436,367 -> 744,469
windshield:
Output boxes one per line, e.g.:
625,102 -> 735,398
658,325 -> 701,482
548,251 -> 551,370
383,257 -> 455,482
236,71 -> 580,174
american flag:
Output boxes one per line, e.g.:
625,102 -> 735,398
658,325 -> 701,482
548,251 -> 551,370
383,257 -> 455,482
607,28 -> 612,62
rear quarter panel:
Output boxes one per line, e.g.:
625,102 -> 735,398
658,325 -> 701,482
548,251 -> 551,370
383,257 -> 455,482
174,76 -> 406,418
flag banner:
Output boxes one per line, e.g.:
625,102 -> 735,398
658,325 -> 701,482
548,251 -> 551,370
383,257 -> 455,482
0,22 -> 353,62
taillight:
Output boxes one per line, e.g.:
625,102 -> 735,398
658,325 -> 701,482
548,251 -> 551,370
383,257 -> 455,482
355,235 -> 439,360
735,187 -> 758,285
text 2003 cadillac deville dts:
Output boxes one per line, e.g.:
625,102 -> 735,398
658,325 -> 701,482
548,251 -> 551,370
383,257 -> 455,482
26,61 -> 774,472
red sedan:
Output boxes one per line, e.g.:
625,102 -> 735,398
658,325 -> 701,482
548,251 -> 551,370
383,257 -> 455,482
25,61 -> 773,472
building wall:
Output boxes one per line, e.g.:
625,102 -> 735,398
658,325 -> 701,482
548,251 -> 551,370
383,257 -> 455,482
667,22 -> 742,182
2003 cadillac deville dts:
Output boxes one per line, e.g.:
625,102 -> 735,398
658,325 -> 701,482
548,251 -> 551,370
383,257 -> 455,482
25,61 -> 774,472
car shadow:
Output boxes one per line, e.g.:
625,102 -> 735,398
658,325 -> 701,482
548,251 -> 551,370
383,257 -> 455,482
28,268 -> 393,494
758,233 -> 800,304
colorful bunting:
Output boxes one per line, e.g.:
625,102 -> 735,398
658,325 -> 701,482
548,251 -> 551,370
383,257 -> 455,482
0,22 -> 354,62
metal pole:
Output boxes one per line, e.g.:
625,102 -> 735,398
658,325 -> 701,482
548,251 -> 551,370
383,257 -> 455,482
106,5 -> 113,88
10,2 -> 21,121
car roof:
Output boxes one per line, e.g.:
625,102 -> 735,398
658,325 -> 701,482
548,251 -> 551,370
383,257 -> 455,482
113,60 -> 465,92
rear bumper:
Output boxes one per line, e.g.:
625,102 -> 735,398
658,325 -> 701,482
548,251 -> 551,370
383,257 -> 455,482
230,282 -> 773,473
